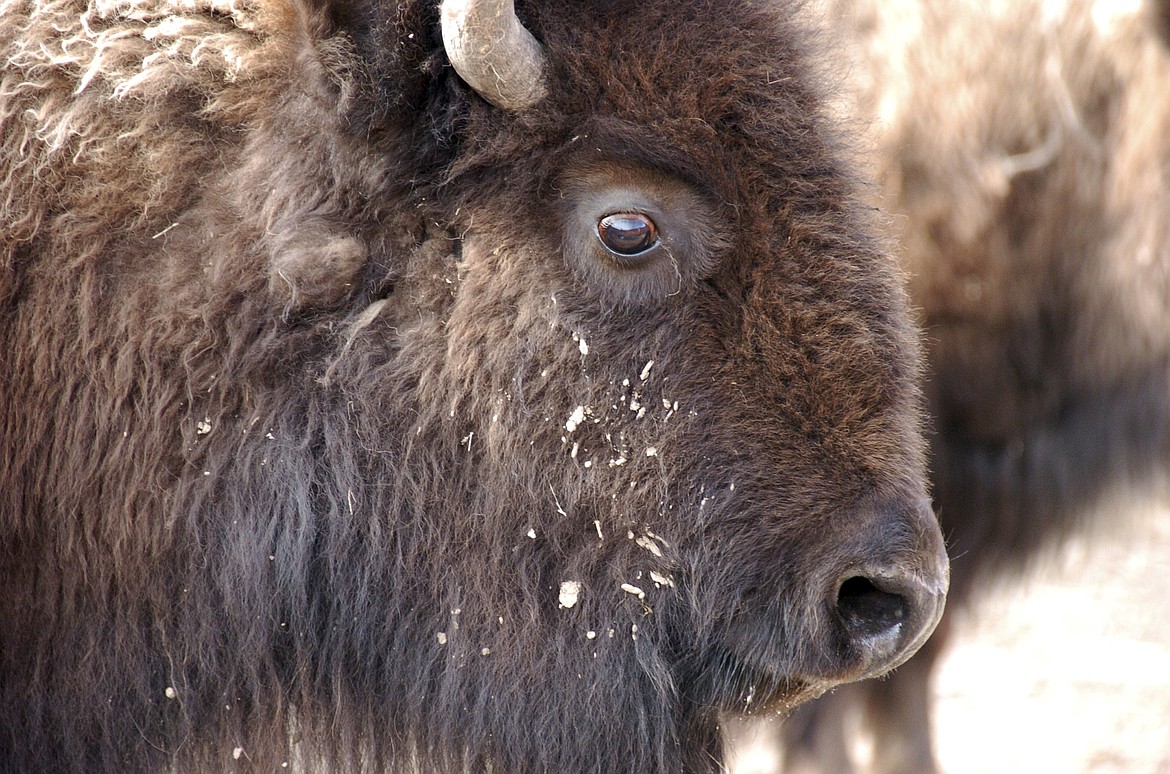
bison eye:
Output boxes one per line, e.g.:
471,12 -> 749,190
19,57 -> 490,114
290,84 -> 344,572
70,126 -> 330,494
597,213 -> 659,256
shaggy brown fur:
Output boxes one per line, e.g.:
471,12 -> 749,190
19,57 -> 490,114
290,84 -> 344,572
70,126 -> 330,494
776,1 -> 1170,771
0,0 -> 949,771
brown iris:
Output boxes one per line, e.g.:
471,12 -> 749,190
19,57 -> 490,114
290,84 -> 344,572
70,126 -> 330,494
597,213 -> 659,256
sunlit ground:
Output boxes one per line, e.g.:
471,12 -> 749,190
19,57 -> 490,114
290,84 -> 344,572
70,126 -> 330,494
729,504 -> 1170,774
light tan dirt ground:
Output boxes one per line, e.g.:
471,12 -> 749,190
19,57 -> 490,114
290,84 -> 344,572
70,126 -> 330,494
729,504 -> 1170,774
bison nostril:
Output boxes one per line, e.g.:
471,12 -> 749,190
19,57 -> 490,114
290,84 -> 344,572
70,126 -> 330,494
836,576 -> 910,640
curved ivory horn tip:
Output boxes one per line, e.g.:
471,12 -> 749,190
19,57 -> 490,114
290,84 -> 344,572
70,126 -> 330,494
440,0 -> 549,111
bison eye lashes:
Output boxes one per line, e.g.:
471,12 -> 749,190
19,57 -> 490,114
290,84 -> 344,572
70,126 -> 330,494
597,213 -> 659,256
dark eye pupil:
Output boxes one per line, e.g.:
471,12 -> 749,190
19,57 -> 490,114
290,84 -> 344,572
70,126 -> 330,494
598,213 -> 658,256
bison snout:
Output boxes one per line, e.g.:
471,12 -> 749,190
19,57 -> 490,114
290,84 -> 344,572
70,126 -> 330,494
832,563 -> 946,678
819,495 -> 949,678
697,497 -> 947,711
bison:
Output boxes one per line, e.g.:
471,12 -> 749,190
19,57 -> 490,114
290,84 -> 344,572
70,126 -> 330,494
767,0 -> 1170,772
0,0 -> 949,771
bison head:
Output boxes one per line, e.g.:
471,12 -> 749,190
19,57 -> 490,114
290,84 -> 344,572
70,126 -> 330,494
0,0 -> 946,771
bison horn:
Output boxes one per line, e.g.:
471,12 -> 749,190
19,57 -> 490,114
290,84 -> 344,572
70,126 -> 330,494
440,0 -> 548,111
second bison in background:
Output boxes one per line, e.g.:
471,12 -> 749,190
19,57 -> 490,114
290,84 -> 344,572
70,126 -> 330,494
768,0 -> 1170,772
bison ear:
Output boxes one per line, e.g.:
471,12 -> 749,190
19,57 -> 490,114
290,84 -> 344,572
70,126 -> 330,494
267,221 -> 370,311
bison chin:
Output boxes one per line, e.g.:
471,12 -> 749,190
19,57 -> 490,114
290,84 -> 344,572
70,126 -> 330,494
680,646 -> 829,718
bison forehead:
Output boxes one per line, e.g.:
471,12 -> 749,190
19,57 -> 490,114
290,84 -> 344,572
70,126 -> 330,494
438,1 -> 843,201
532,0 -> 814,113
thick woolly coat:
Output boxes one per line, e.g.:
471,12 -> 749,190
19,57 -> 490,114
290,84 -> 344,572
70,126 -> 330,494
0,0 -> 942,771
